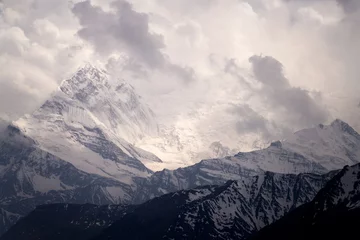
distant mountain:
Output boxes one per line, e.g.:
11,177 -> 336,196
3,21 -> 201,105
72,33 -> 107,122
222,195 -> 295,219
58,64 -> 159,144
133,119 -> 360,203
0,170 -> 336,240
283,119 -> 360,170
248,163 -> 360,240
0,65 -> 162,234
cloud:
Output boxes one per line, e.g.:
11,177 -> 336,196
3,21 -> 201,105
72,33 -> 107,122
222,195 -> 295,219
72,0 -> 165,67
72,0 -> 196,87
0,0 -> 92,119
288,0 -> 360,13
249,55 -> 329,128
228,104 -> 272,138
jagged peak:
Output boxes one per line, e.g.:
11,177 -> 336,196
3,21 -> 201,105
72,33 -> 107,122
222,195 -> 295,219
330,119 -> 359,137
82,62 -> 99,71
77,62 -> 108,74
331,118 -> 348,127
78,63 -> 109,78
59,63 -> 109,92
291,119 -> 359,140
59,63 -> 139,99
76,64 -> 107,80
76,64 -> 136,91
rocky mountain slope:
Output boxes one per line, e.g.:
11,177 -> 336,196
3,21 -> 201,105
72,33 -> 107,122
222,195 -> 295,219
0,170 -> 336,240
0,124 -> 144,235
249,163 -> 360,240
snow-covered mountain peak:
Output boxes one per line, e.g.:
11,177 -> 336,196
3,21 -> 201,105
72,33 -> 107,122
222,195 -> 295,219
330,118 -> 360,138
59,64 -> 113,106
289,119 -> 359,142
12,64 -> 162,178
282,119 -> 360,171
58,64 -> 145,115
51,64 -> 159,145
63,63 -> 108,84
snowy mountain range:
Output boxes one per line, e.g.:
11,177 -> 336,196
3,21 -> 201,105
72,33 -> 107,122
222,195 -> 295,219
3,162 -> 360,240
1,64 -> 360,236
133,119 -> 360,203
0,169 -> 336,240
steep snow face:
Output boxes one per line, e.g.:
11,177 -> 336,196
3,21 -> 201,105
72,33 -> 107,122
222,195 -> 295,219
14,64 -> 161,179
14,95 -> 153,183
59,64 -> 159,144
283,119 -> 360,171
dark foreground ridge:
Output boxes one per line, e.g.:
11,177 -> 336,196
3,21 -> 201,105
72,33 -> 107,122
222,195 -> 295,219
1,169 -> 336,240
249,163 -> 360,240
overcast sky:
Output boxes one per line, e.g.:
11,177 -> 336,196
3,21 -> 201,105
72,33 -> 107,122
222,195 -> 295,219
1,0 -> 359,149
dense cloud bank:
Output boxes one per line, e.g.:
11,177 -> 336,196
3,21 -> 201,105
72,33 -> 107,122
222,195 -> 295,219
0,0 -> 359,149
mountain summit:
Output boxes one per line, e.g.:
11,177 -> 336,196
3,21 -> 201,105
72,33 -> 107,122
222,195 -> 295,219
283,118 -> 360,170
15,64 -> 162,175
59,64 -> 159,144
